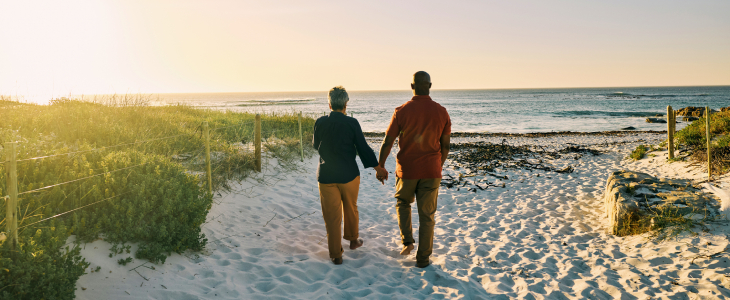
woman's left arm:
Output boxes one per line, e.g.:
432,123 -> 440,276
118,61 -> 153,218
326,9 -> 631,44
351,119 -> 378,168
312,118 -> 321,149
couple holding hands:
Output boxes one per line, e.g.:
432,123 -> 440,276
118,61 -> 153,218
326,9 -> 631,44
312,71 -> 451,268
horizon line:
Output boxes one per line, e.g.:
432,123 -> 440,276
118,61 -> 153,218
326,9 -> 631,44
81,84 -> 730,95
5,84 -> 729,100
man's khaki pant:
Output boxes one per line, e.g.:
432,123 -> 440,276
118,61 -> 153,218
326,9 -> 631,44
318,176 -> 360,259
394,177 -> 441,263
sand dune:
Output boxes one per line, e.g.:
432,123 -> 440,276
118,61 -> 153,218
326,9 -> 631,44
74,132 -> 730,299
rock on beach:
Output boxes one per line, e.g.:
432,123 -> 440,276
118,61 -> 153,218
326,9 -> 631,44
675,106 -> 717,117
645,117 -> 666,123
603,170 -> 720,236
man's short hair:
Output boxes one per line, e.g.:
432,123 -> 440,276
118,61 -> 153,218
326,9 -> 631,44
328,86 -> 349,110
413,71 -> 431,85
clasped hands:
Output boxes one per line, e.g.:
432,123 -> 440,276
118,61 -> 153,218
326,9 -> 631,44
374,166 -> 389,185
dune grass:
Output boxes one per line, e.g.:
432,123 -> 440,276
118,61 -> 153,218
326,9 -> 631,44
617,204 -> 707,239
0,96 -> 315,299
675,110 -> 730,174
630,145 -> 648,160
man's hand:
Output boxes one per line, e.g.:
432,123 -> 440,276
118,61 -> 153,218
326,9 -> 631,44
376,135 -> 397,185
374,166 -> 389,184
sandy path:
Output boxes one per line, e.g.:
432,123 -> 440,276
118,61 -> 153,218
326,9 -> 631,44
74,133 -> 730,299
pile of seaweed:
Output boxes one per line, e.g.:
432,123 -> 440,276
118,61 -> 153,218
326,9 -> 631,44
442,140 -> 601,191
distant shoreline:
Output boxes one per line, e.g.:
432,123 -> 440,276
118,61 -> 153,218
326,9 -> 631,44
363,130 -> 666,138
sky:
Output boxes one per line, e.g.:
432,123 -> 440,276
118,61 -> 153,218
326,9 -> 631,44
1,0 -> 729,102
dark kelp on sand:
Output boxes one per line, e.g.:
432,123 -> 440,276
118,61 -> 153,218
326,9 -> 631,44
441,140 -> 601,192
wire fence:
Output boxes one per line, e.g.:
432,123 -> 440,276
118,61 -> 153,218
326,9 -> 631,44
14,133 -> 196,163
17,163 -> 149,196
17,192 -> 129,230
0,112 -> 310,249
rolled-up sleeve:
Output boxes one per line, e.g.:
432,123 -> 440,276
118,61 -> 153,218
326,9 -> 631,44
351,120 -> 378,169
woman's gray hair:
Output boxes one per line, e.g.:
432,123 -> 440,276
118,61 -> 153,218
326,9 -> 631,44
328,86 -> 349,111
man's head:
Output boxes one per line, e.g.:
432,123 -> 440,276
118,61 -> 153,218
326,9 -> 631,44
411,71 -> 432,96
328,86 -> 349,111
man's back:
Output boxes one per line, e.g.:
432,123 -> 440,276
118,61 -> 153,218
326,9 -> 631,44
377,71 -> 450,268
386,95 -> 451,179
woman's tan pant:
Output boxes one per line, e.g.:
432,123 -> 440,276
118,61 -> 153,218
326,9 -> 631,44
318,176 -> 360,259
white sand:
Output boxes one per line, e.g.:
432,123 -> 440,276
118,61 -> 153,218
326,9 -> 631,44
73,133 -> 730,299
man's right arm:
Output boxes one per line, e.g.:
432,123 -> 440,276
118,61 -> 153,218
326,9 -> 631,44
376,135 -> 397,182
377,109 -> 400,183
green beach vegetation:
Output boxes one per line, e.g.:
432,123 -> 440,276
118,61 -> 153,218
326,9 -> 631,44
630,144 -> 648,161
619,111 -> 730,240
675,110 -> 730,174
616,201 -> 713,240
0,95 -> 314,299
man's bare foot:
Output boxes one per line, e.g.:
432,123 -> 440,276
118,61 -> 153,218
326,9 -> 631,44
349,238 -> 364,250
400,244 -> 414,255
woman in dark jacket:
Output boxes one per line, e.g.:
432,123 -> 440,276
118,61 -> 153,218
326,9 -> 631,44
313,86 -> 387,265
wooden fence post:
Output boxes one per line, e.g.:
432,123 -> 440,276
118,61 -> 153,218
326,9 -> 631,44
672,109 -> 676,152
673,109 -> 677,142
706,106 -> 712,180
255,114 -> 261,172
4,142 -> 18,250
298,111 -> 304,162
667,105 -> 674,160
203,122 -> 212,194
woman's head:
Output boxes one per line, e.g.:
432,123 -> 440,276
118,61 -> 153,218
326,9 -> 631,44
328,86 -> 349,111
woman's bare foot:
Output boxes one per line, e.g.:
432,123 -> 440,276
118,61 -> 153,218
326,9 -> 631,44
349,238 -> 364,250
400,244 -> 414,255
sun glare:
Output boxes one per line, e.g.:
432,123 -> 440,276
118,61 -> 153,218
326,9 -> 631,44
1,1 -> 728,104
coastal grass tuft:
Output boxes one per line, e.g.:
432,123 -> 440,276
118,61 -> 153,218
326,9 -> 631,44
617,203 -> 715,240
647,205 -> 698,241
630,145 -> 648,160
0,96 -> 315,299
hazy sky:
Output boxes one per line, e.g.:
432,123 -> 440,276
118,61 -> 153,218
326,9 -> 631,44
1,0 -> 729,101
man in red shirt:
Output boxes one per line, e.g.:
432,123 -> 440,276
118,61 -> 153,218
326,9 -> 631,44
376,71 -> 451,268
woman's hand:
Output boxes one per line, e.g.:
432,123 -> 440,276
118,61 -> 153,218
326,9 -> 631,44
374,166 -> 389,185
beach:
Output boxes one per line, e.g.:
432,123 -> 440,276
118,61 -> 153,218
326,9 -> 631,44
4,1 -> 728,298
72,131 -> 730,299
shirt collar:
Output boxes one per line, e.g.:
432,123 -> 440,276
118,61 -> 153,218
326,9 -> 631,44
329,111 -> 345,117
411,95 -> 432,101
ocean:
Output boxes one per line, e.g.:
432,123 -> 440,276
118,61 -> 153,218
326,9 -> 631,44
154,86 -> 730,133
